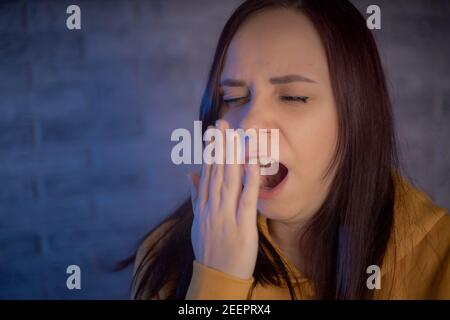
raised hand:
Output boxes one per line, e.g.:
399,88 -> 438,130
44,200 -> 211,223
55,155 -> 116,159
188,119 -> 260,280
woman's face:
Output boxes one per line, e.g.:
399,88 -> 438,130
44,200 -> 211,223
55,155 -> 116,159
219,8 -> 338,224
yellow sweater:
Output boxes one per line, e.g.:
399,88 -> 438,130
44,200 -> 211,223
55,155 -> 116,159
134,176 -> 450,299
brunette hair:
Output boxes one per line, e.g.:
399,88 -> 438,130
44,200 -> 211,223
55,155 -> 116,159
129,0 -> 398,300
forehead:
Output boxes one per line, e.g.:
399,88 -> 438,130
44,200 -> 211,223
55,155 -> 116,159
222,8 -> 329,83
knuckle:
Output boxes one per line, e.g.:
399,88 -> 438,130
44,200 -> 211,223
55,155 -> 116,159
239,197 -> 251,209
223,172 -> 236,190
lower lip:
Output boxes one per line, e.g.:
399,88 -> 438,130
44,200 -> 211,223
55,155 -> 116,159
258,173 -> 288,200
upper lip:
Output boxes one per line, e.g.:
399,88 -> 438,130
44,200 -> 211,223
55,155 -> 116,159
244,155 -> 277,163
244,155 -> 284,169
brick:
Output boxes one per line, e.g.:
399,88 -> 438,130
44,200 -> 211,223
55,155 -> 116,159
396,115 -> 439,199
84,31 -> 139,63
94,190 -> 169,226
0,232 -> 42,259
31,59 -> 85,90
28,85 -> 88,120
136,0 -> 240,30
0,173 -> 36,204
0,257 -> 49,299
27,0 -> 77,33
0,145 -> 87,175
137,27 -> 215,59
434,88 -> 450,209
0,90 -> 30,123
84,59 -> 137,86
0,196 -> 91,231
391,85 -> 437,123
0,254 -> 95,299
88,138 -> 154,171
84,60 -> 140,112
78,0 -> 137,34
136,54 -> 196,93
142,108 -> 197,145
0,121 -> 34,149
0,61 -> 30,91
0,33 -> 29,64
42,258 -> 133,299
28,32 -> 83,64
0,1 -> 26,33
40,108 -> 144,145
45,224 -> 139,254
43,168 -> 150,199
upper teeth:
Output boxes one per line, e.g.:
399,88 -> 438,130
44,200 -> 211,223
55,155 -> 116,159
258,157 -> 276,166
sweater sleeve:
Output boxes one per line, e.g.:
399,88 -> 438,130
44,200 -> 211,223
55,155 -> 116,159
185,260 -> 254,300
432,257 -> 450,299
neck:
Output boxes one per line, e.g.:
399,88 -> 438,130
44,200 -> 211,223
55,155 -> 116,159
267,217 -> 308,272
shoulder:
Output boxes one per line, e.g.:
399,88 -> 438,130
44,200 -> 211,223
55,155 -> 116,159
392,174 -> 450,255
383,174 -> 450,298
132,217 -> 179,299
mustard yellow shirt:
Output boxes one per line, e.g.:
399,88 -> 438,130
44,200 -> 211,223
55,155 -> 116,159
135,176 -> 450,299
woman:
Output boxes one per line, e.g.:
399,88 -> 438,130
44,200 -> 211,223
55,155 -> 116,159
131,0 -> 450,299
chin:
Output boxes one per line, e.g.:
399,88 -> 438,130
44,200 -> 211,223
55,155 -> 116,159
253,159 -> 314,222
257,197 -> 301,221
256,162 -> 299,220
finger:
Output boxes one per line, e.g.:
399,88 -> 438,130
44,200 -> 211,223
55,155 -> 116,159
221,129 -> 243,214
198,127 -> 214,211
209,120 -> 226,212
187,172 -> 200,213
237,162 -> 260,225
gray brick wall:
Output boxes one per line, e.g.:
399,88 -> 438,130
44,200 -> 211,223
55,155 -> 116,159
0,0 -> 448,299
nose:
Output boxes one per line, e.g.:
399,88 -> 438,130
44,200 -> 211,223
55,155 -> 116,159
238,98 -> 273,132
236,98 -> 278,160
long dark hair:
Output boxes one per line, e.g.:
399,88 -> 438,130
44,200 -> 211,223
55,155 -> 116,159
130,0 -> 399,300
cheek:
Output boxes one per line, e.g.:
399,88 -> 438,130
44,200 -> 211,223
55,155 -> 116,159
220,106 -> 240,128
289,103 -> 338,178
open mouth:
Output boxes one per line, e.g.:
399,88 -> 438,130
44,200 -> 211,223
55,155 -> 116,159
259,161 -> 288,190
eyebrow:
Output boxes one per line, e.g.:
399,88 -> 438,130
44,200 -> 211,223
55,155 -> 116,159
269,74 -> 317,84
220,74 -> 317,87
220,79 -> 247,87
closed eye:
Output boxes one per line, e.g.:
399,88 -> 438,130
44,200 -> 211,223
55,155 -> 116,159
223,96 -> 249,104
280,96 -> 309,103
